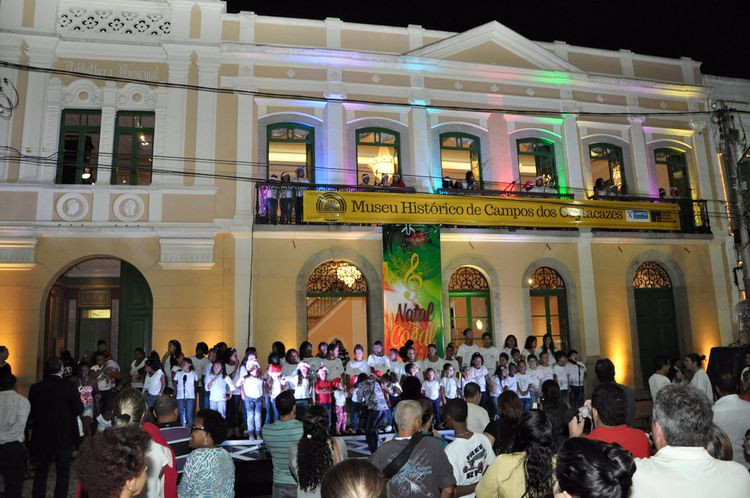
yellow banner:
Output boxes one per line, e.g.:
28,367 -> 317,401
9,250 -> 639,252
303,191 -> 681,230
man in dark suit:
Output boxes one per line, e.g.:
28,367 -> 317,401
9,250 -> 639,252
28,357 -> 83,498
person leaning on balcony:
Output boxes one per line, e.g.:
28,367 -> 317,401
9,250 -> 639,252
294,167 -> 310,224
465,171 -> 479,190
530,176 -> 546,193
266,174 -> 279,224
391,174 -> 406,188
279,172 -> 294,224
379,173 -> 389,187
443,176 -> 454,189
360,174 -> 371,187
594,177 -> 606,196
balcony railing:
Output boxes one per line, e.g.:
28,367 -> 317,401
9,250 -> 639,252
253,182 -> 711,234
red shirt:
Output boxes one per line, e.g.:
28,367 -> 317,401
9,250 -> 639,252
315,380 -> 334,404
584,425 -> 652,459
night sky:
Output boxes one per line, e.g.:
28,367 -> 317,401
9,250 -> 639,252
225,0 -> 750,80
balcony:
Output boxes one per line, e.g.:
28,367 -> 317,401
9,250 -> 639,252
254,182 -> 711,235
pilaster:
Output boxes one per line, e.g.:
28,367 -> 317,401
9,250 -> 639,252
628,117 -> 654,196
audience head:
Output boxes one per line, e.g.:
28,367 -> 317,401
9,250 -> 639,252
0,373 -> 16,391
195,341 -> 209,356
653,355 -> 670,373
298,405 -> 333,492
443,398 -> 468,428
0,345 -> 7,361
554,438 -> 636,498
393,400 -> 422,436
594,358 -> 616,383
45,357 -> 64,376
190,409 -> 227,448
400,376 -> 422,401
75,426 -> 151,498
652,384 -> 712,449
153,395 -> 178,422
417,398 -> 434,430
463,382 -> 481,403
499,390 -> 523,423
113,388 -> 148,427
321,459 -> 386,498
591,383 -> 627,427
513,410 -> 555,497
705,424 -> 733,461
541,379 -> 561,406
715,372 -> 738,397
684,353 -> 706,373
275,390 -> 297,417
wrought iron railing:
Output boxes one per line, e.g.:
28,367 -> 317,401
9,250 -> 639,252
436,188 -> 575,200
588,194 -> 711,234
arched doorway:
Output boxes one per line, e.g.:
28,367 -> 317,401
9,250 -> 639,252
448,266 -> 491,343
44,258 -> 152,364
529,267 -> 570,351
634,261 -> 679,387
306,261 -> 369,351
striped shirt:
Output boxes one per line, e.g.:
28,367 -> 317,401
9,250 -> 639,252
262,419 -> 303,485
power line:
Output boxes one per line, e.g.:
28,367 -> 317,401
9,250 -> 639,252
2,60 -> 747,118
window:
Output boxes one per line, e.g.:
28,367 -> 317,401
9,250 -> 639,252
113,112 -> 155,185
654,148 -> 689,197
440,133 -> 482,188
529,267 -> 569,351
589,143 -> 626,194
356,128 -> 400,184
56,110 -> 101,184
634,261 -> 672,289
517,138 -> 557,188
449,267 -> 491,343
267,123 -> 314,181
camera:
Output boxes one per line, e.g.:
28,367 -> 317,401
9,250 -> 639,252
578,404 -> 592,419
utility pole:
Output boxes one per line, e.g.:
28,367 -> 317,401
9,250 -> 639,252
714,100 -> 750,340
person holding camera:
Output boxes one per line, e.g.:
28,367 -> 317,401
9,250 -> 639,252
568,383 -> 651,459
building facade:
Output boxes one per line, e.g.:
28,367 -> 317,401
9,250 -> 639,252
0,0 -> 746,392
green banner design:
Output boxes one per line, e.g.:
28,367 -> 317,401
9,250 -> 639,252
383,224 -> 444,358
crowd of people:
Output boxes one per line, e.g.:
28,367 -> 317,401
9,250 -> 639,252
1,332 -> 750,498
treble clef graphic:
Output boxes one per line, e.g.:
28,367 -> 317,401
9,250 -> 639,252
403,253 -> 423,300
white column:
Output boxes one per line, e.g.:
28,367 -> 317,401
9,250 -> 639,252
194,57 -> 219,186
235,234 -> 253,348
159,51 -> 191,185
710,240 -> 735,345
19,47 -> 56,181
562,113 -> 585,195
577,231 -> 601,356
487,113 -> 514,188
235,75 -> 255,221
97,82 -> 117,185
689,119 -> 713,200
324,101 -> 345,184
409,107 -> 431,191
628,117 -> 655,196
325,18 -> 342,49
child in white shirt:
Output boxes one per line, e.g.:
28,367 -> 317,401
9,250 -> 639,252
205,361 -> 235,417
421,368 -> 442,426
537,351 -> 555,384
526,355 -> 543,408
333,383 -> 348,435
174,358 -> 198,428
551,351 -> 570,405
515,360 -> 532,412
440,364 -> 458,404
237,356 -> 264,439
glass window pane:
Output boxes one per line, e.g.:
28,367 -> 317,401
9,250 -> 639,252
462,137 -> 474,148
518,141 -> 534,153
531,316 -> 547,335
470,296 -> 488,318
549,316 -> 561,334
140,114 -> 155,128
654,150 -> 667,163
442,136 -> 458,148
269,141 -> 308,179
379,132 -> 396,144
64,113 -> 80,126
548,296 -> 559,315
86,113 -> 101,127
293,128 -> 309,140
656,164 -> 671,192
358,144 -> 397,183
61,133 -> 81,184
118,115 -> 133,127
591,157 -> 610,185
441,149 -> 472,184
82,132 -> 99,184
271,127 -> 289,139
530,296 -> 546,315
358,131 -> 376,144
451,297 -> 468,317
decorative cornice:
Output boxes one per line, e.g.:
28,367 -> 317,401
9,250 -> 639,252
159,237 -> 215,269
0,238 -> 37,270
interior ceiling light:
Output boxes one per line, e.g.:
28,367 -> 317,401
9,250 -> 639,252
337,264 -> 362,288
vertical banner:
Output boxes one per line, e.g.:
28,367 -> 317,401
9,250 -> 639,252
383,224 -> 444,358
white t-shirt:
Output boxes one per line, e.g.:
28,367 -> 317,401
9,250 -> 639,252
527,368 -> 543,393
305,356 -> 325,372
469,366 -> 488,392
691,368 -> 714,402
537,348 -> 557,365
648,373 -> 671,400
130,359 -> 146,389
478,347 -> 500,370
190,356 -> 211,386
345,360 -> 370,378
566,361 -> 587,387
323,358 -> 344,380
92,359 -> 120,392
225,363 -> 241,395
500,376 -> 518,394
390,360 -> 405,379
515,373 -> 531,399
174,371 -> 197,400
442,377 -> 458,399
466,403 -> 490,435
206,374 -> 235,402
143,370 -> 164,396
238,369 -> 264,399
445,433 -> 496,498
537,365 -> 554,384
423,357 -> 446,377
422,379 -> 441,400
367,354 -> 391,373
552,364 -> 569,390
96,414 -> 112,433
293,377 -> 312,400
457,343 -> 480,365
333,389 -> 348,407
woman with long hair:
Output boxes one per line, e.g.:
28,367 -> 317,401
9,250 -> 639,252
484,390 -> 523,455
320,459 -> 386,498
476,409 -> 555,497
161,340 -> 182,392
289,405 -> 348,497
554,438 -> 636,498
538,334 -> 557,365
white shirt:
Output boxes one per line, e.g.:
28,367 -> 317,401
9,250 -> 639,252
515,373 -> 531,399
293,377 -> 311,400
537,347 -> 557,365
190,356 -> 211,386
206,374 -> 236,402
466,403 -> 490,435
713,394 -> 750,468
423,357 -> 445,377
0,390 -> 30,444
422,379 -> 441,400
470,366 -> 488,392
239,373 -> 264,399
632,446 -> 750,498
537,365 -> 554,384
345,360 -> 370,378
478,347 -> 500,370
136,441 -> 173,498
441,377 -> 458,399
367,354 -> 391,373
565,361 -> 587,387
333,389 -> 347,407
143,370 -> 164,396
96,414 -> 112,432
457,343 -> 480,365
648,373 -> 671,400
445,433 -> 496,498
690,368 -> 714,402
174,371 -> 198,400
92,359 -> 120,391
130,359 -> 146,388
406,359 -> 423,376
390,359 -> 405,379
552,364 -> 569,390
323,358 -> 344,380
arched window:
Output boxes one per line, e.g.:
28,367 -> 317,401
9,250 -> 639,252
529,267 -> 569,351
449,267 -> 491,343
440,133 -> 482,188
654,148 -> 689,197
356,128 -> 400,184
517,138 -> 557,188
589,143 -> 626,194
306,261 -> 368,349
266,123 -> 315,181
634,261 -> 672,289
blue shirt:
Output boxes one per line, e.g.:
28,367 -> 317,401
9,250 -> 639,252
178,447 -> 234,497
